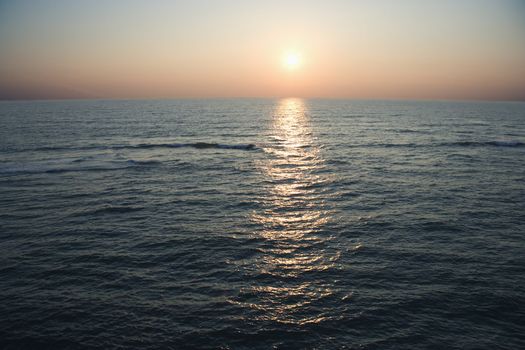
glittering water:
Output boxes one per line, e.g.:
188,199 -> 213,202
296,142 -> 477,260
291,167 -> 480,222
1,99 -> 524,349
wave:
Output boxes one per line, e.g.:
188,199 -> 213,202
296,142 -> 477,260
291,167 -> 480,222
66,205 -> 145,217
0,157 -> 161,175
30,142 -> 258,152
396,129 -> 431,134
116,142 -> 257,150
75,205 -> 144,216
448,140 -> 524,148
339,140 -> 525,149
125,159 -> 162,166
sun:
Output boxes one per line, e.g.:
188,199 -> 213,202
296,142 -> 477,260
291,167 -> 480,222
284,52 -> 301,69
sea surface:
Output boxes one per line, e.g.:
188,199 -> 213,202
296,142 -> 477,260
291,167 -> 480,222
0,98 -> 524,349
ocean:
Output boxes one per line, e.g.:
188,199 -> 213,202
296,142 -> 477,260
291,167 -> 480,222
0,98 -> 524,349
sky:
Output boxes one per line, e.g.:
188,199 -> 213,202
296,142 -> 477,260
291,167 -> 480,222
1,0 -> 524,101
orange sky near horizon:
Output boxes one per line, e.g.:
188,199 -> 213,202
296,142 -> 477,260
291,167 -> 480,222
1,0 -> 525,101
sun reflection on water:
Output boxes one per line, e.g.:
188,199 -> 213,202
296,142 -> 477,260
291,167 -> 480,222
232,98 -> 342,326
253,98 -> 330,241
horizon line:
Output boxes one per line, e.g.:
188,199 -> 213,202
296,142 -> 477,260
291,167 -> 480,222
1,96 -> 525,104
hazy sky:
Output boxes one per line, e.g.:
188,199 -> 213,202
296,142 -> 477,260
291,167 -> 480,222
1,0 -> 524,100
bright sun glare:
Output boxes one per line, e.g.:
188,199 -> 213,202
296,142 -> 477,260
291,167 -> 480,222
284,53 -> 300,69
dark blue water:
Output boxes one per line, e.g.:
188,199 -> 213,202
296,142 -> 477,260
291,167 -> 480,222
1,99 -> 524,349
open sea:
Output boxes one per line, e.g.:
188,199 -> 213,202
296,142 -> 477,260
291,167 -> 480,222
0,98 -> 524,349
